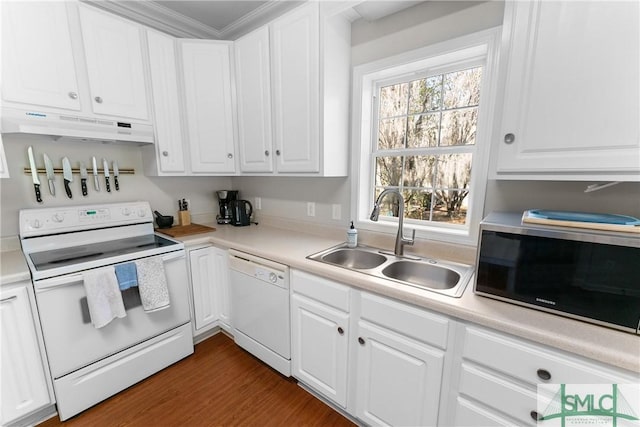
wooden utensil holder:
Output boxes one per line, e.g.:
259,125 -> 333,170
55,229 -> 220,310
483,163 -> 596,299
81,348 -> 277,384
178,210 -> 191,226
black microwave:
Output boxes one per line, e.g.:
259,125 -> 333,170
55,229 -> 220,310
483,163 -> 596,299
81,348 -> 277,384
475,212 -> 640,334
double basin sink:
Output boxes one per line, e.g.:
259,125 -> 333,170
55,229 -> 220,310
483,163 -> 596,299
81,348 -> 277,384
307,243 -> 473,298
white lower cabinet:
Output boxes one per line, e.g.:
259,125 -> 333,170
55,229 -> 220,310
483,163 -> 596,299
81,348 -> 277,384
445,324 -> 640,426
187,245 -> 231,337
290,270 -> 448,426
1,282 -> 53,426
354,321 -> 444,427
291,270 -> 350,407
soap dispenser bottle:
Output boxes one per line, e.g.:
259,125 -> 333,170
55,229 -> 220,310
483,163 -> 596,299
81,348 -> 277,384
347,221 -> 358,248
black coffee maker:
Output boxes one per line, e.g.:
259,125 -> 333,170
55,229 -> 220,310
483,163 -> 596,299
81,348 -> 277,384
216,190 -> 238,224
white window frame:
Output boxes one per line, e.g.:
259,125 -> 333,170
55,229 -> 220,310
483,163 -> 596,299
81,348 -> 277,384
351,28 -> 502,247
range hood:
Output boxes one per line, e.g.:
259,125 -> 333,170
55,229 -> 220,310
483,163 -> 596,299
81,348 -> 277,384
1,107 -> 154,145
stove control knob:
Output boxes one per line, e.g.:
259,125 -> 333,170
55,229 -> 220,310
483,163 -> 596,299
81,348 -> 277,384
31,219 -> 42,229
52,213 -> 64,223
137,209 -> 147,218
122,208 -> 132,216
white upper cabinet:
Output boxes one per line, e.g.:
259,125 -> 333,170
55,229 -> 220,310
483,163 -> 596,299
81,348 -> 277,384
180,40 -> 236,174
235,26 -> 274,173
1,1 -> 81,111
145,29 -> 186,175
1,1 -> 151,124
235,3 -> 350,176
495,1 -> 640,180
78,4 -> 149,121
270,3 -> 320,173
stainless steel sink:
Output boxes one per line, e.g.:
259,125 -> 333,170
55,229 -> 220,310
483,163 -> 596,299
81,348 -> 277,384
321,248 -> 387,269
307,243 -> 473,298
382,261 -> 460,290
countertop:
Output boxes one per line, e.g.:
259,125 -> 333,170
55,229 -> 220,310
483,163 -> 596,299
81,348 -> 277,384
2,224 -> 637,373
174,222 -> 640,374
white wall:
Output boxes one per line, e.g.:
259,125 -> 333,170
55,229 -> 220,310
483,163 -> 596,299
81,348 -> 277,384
0,134 -> 232,237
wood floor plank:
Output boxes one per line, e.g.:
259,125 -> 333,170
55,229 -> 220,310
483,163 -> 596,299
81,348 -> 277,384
38,333 -> 355,427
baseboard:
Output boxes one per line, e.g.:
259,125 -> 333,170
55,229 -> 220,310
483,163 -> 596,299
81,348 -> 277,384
6,404 -> 57,427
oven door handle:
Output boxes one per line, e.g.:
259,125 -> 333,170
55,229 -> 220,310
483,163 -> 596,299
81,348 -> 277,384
36,251 -> 186,290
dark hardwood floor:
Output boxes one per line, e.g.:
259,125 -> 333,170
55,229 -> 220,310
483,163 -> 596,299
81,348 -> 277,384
39,333 -> 355,426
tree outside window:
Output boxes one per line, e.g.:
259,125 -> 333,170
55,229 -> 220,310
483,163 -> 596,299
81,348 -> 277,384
373,67 -> 482,226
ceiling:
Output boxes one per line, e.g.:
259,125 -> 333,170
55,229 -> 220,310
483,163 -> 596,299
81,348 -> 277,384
85,1 -> 424,40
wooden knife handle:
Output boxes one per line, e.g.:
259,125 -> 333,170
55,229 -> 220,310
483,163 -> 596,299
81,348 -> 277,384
81,178 -> 88,197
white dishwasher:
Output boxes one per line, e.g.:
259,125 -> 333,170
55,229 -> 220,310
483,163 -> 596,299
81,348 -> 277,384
229,249 -> 291,376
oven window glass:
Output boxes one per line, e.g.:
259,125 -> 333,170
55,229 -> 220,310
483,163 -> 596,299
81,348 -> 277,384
476,230 -> 640,330
29,234 -> 178,271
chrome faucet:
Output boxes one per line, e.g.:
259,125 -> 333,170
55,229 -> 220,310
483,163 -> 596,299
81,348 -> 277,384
370,189 -> 415,256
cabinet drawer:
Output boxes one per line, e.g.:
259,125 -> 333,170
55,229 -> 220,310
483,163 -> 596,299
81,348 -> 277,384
458,363 -> 536,426
454,397 -> 517,427
360,291 -> 449,350
291,270 -> 350,312
462,326 -> 636,385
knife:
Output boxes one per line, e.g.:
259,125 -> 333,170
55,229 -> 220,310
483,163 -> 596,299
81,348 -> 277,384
27,146 -> 42,203
43,153 -> 55,196
79,162 -> 88,196
103,158 -> 111,193
92,156 -> 100,191
62,157 -> 73,199
112,161 -> 120,191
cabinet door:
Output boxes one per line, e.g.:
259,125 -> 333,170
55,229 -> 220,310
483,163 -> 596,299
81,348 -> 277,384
146,30 -> 186,174
78,4 -> 149,121
212,247 -> 232,331
291,294 -> 349,408
235,27 -> 274,173
1,1 -> 81,111
181,41 -> 236,174
1,285 -> 51,425
355,321 -> 444,427
496,1 -> 640,178
270,3 -> 319,173
189,247 -> 220,331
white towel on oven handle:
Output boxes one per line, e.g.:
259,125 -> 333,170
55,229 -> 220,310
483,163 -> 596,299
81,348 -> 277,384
82,266 -> 126,328
135,257 -> 170,312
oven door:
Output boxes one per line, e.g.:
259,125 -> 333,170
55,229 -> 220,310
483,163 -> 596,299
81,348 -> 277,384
34,250 -> 191,379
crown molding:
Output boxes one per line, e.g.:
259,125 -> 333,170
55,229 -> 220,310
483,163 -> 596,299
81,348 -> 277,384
219,1 -> 304,40
81,0 -> 222,39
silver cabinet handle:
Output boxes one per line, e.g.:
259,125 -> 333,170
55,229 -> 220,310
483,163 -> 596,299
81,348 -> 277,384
276,150 -> 281,156
68,91 -> 78,100
0,295 -> 17,303
162,151 -> 169,157
227,153 -> 233,159
504,133 -> 515,144
265,150 -> 270,156
94,96 -> 103,104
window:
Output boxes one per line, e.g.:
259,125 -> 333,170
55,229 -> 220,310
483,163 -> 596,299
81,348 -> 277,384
352,29 -> 500,245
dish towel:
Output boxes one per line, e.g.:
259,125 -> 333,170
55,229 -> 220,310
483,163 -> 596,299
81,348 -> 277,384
82,266 -> 126,328
135,257 -> 170,312
114,262 -> 138,290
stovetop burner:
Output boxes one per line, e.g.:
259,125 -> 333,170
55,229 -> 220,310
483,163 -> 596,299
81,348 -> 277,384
29,234 -> 178,271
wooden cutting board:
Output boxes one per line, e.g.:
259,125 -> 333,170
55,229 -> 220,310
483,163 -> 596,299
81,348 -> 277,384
156,223 -> 216,237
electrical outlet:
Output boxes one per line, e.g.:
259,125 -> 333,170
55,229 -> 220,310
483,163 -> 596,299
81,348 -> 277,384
307,202 -> 315,217
255,197 -> 262,210
332,204 -> 341,220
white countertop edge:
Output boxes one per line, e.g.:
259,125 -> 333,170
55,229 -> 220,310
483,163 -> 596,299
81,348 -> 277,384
177,224 -> 640,374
